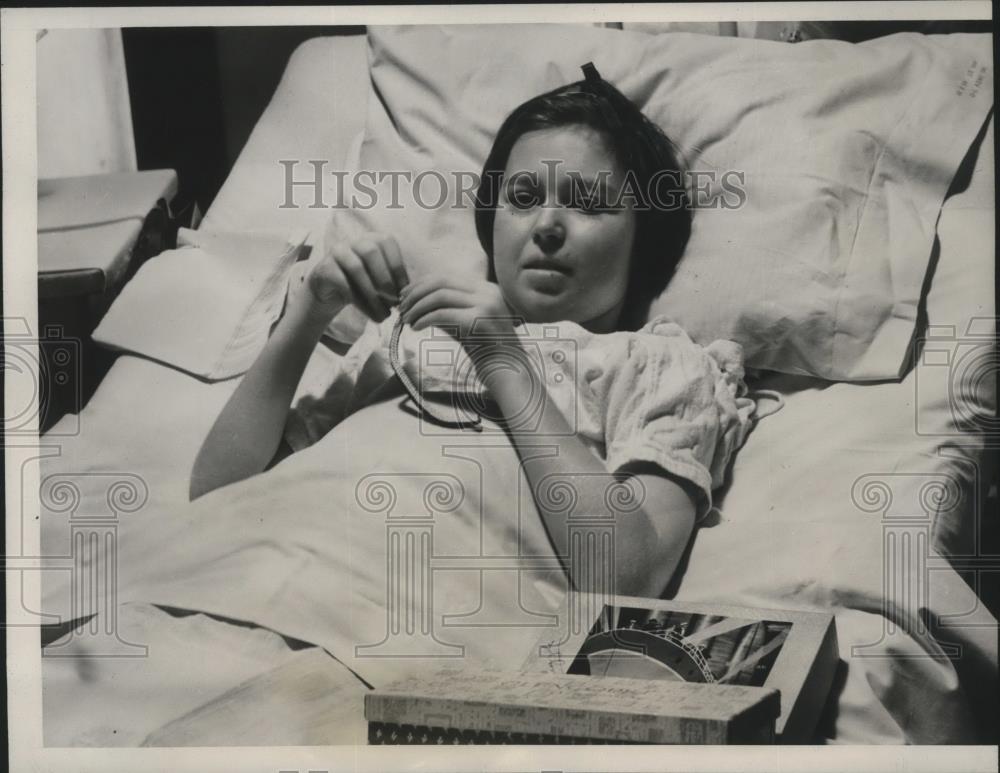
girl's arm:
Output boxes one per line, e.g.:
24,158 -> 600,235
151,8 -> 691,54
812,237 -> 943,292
399,275 -> 698,598
188,291 -> 338,501
189,233 -> 410,501
481,349 -> 697,599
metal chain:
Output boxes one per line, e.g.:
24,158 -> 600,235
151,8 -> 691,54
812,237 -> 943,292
388,313 -> 483,432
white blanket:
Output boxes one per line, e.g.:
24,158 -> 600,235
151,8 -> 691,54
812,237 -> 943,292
41,391 -> 997,744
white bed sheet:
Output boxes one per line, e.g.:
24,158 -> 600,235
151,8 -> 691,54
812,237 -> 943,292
39,34 -> 996,747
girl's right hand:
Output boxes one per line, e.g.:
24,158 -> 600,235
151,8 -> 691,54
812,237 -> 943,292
306,233 -> 410,322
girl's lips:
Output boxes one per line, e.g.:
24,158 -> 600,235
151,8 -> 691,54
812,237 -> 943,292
522,266 -> 571,294
522,258 -> 572,275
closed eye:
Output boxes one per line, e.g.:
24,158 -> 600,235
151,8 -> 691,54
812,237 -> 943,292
507,186 -> 542,210
570,193 -> 604,213
569,192 -> 615,214
564,179 -> 617,214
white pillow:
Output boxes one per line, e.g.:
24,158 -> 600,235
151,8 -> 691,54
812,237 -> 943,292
332,24 -> 992,380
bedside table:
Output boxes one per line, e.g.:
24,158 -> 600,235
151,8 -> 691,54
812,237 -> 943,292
37,169 -> 179,432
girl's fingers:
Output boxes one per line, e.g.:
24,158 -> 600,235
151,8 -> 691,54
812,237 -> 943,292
374,234 -> 410,295
410,308 -> 464,332
309,256 -> 351,307
352,238 -> 398,305
397,277 -> 438,314
400,275 -> 475,312
399,276 -> 441,304
334,244 -> 390,321
402,288 -> 473,326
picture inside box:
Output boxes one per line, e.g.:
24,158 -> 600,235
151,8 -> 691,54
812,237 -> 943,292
568,604 -> 791,686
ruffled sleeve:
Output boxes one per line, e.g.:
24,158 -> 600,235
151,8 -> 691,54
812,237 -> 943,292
602,318 -> 756,521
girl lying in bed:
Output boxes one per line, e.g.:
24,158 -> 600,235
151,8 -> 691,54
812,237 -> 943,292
190,65 -> 756,599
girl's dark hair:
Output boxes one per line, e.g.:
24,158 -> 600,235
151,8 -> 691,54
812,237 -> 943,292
474,73 -> 692,331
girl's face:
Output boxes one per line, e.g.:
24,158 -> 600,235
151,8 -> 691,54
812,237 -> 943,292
492,126 -> 637,332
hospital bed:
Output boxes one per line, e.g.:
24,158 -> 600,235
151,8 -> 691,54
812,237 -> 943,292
38,27 -> 996,747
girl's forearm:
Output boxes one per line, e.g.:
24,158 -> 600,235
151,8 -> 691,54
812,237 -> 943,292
189,293 -> 339,500
480,346 -> 688,598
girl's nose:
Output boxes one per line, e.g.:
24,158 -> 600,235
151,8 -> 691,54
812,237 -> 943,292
532,206 -> 566,254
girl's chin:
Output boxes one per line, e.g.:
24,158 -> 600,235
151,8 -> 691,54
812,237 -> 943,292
512,291 -> 571,323
514,292 -> 620,331
517,301 -> 592,327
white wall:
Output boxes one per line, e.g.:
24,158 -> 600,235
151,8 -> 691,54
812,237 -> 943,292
36,28 -> 136,179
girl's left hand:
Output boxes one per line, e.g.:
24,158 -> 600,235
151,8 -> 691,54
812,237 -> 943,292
398,275 -> 520,341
